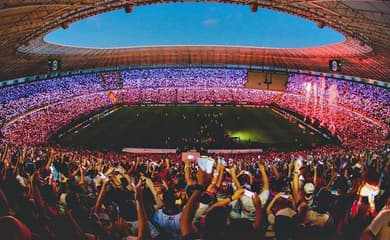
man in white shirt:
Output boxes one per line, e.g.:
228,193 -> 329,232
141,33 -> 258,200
360,196 -> 390,240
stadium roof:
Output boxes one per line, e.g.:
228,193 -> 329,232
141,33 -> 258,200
0,1 -> 390,81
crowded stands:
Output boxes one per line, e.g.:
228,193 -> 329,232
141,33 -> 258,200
0,68 -> 389,239
286,74 -> 390,124
0,143 -> 388,240
277,93 -> 388,148
2,88 -> 279,146
121,68 -> 247,88
0,68 -> 247,126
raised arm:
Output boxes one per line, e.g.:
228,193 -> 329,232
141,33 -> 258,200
45,149 -> 55,170
251,193 -> 263,231
288,159 -> 294,178
165,157 -> 170,170
292,160 -> 302,203
0,144 -> 8,162
127,157 -> 140,175
135,180 -> 151,240
266,192 -> 283,215
215,162 -> 225,188
313,164 -> 318,187
30,172 -> 45,209
94,178 -> 108,212
13,146 -> 27,175
78,166 -> 85,186
184,159 -> 192,186
259,163 -> 269,191
271,164 -> 281,181
230,166 -> 241,189
207,189 -> 244,211
180,169 -> 212,237
325,165 -> 338,191
144,176 -> 164,210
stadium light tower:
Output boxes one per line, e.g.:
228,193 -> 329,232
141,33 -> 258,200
61,22 -> 69,30
317,21 -> 325,29
250,3 -> 258,13
124,4 -> 133,14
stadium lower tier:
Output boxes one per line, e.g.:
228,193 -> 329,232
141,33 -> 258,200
1,87 -> 388,149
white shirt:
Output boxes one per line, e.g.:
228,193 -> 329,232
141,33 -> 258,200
367,209 -> 390,240
240,190 -> 270,221
152,209 -> 181,240
127,220 -> 159,239
305,210 -> 330,227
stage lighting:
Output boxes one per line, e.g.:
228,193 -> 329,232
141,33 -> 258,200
48,58 -> 61,72
329,59 -> 342,72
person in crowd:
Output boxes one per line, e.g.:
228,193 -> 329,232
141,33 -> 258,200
0,142 -> 388,239
360,194 -> 390,240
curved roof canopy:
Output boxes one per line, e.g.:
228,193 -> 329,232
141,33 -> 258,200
0,1 -> 390,81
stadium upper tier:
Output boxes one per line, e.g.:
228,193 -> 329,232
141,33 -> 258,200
0,68 -> 248,125
121,68 -> 247,88
0,68 -> 389,148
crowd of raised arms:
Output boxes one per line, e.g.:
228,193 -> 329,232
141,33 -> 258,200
0,68 -> 389,239
0,144 -> 389,240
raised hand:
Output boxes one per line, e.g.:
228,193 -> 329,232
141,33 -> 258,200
258,162 -> 266,172
252,193 -> 262,208
135,179 -> 145,201
196,169 -> 212,188
231,188 -> 245,201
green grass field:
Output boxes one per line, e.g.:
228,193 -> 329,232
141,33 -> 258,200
55,106 -> 329,152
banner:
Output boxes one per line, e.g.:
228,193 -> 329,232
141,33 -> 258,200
207,149 -> 263,154
122,148 -> 176,154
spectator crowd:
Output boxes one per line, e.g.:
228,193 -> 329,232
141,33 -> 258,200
0,143 -> 388,240
0,68 -> 389,239
286,74 -> 390,124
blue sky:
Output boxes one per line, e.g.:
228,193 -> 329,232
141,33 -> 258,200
45,3 -> 345,48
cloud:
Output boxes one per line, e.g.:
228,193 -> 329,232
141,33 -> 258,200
203,18 -> 218,26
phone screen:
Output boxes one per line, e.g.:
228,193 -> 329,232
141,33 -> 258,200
182,152 -> 200,161
197,157 -> 214,174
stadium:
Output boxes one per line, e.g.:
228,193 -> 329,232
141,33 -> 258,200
0,1 -> 389,240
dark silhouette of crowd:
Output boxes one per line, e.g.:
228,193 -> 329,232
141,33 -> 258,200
0,144 -> 389,240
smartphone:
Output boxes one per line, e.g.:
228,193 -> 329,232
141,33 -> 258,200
296,157 -> 303,166
197,157 -> 214,174
182,152 -> 200,161
330,189 -> 340,196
